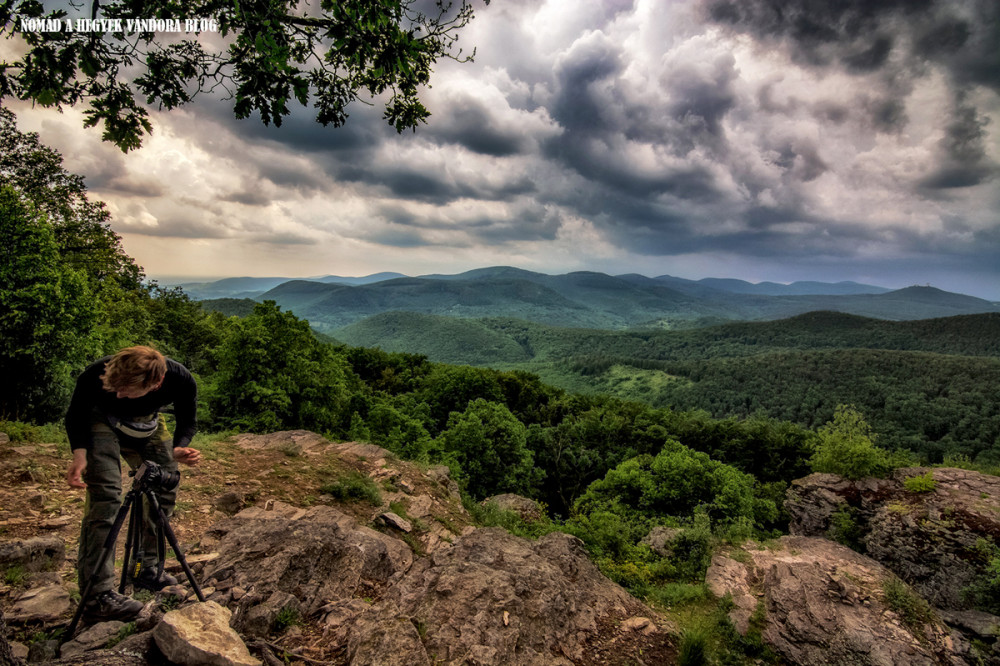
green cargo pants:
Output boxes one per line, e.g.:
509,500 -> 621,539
77,412 -> 178,594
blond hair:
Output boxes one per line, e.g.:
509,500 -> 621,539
101,346 -> 167,392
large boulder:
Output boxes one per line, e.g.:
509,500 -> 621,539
707,536 -> 963,666
345,528 -> 673,665
201,502 -> 413,621
153,601 -> 260,666
786,468 -> 1000,610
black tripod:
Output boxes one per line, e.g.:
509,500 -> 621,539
64,462 -> 205,642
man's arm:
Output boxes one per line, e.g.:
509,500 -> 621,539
170,363 -> 200,466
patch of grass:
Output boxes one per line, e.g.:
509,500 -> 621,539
105,622 -> 137,648
887,502 -> 911,515
277,442 -> 301,457
646,582 -> 712,609
159,594 -> 183,612
0,420 -> 68,446
903,472 -> 937,493
462,496 -> 558,540
883,577 -> 934,634
677,622 -> 711,666
273,606 -> 301,632
321,471 -> 383,505
3,564 -> 29,587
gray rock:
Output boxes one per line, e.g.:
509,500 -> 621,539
708,536 -> 963,665
60,621 -> 125,657
787,467 -> 1000,610
481,495 -> 544,523
0,536 -> 65,572
202,504 -> 412,619
8,584 -> 70,623
212,492 -> 245,516
242,591 -> 300,638
379,512 -> 412,533
153,601 -> 260,666
346,528 -> 668,665
0,609 -> 24,666
640,526 -> 684,558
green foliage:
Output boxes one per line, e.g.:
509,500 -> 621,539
4,0 -> 483,150
3,564 -> 29,586
434,399 -> 539,499
462,496 -> 559,540
0,185 -> 98,420
962,539 -> 1000,614
903,472 -> 937,493
678,623 -> 710,666
828,506 -> 865,552
320,471 -> 382,506
207,301 -> 355,434
574,441 -> 775,528
105,622 -> 137,648
882,577 -> 934,633
273,607 -> 301,632
810,406 -> 892,480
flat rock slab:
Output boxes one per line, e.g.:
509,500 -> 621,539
8,584 -> 71,622
61,620 -> 125,657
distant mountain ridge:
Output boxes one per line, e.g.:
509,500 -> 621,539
173,267 -> 1000,331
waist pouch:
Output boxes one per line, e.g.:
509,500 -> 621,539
106,413 -> 159,439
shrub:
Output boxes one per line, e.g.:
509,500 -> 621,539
883,577 -> 934,633
810,405 -> 891,480
828,506 -> 865,552
320,471 -> 382,505
903,472 -> 937,493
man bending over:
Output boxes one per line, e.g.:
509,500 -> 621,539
65,346 -> 200,622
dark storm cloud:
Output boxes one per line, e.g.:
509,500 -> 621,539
663,56 -> 739,149
425,96 -> 529,156
920,97 -> 998,190
702,0 -> 1000,93
372,200 -> 560,245
221,187 -> 272,207
549,37 -> 624,134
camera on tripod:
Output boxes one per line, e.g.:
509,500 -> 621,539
133,460 -> 181,492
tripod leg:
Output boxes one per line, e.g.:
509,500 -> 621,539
63,491 -> 136,643
118,493 -> 144,594
144,490 -> 206,602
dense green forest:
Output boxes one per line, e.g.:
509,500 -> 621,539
332,310 -> 1000,465
4,108 -> 999,661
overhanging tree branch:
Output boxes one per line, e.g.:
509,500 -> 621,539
1,0 -> 487,151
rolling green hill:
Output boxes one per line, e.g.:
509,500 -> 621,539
336,310 -> 1000,365
255,267 -> 999,332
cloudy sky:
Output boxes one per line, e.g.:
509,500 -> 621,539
9,0 -> 1000,299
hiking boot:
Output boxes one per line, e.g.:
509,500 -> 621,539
82,590 -> 143,622
133,568 -> 178,592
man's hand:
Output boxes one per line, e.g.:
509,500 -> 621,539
173,447 -> 201,466
67,449 -> 87,488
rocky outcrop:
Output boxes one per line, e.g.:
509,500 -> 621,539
481,494 -> 545,523
786,468 -> 1000,610
707,536 -> 963,665
345,528 -> 673,665
200,502 -> 413,619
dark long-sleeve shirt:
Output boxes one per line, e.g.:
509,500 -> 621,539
65,357 -> 198,451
